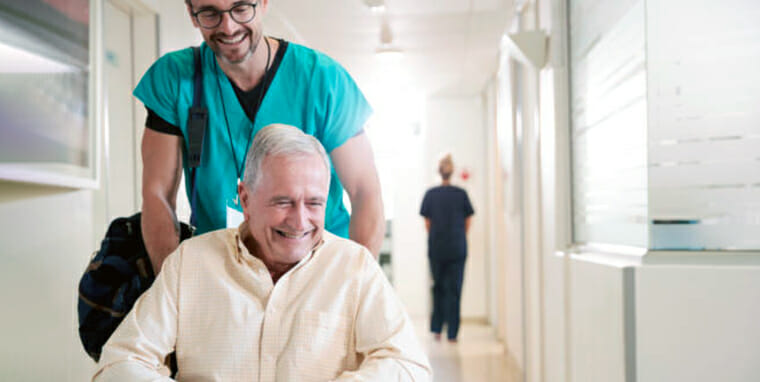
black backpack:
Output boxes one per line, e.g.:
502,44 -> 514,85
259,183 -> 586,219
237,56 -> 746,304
77,213 -> 193,360
77,46 -> 206,362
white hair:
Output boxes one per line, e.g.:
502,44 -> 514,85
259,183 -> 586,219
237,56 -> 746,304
242,124 -> 330,190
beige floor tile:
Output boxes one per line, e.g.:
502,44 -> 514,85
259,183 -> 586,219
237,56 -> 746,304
414,318 -> 522,382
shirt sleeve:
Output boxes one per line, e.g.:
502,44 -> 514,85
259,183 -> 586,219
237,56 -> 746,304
332,251 -> 431,381
419,191 -> 431,218
463,191 -> 474,217
133,49 -> 193,129
93,248 -> 183,382
315,55 -> 373,153
146,107 -> 183,136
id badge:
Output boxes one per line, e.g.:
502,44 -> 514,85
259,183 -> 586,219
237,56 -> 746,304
226,199 -> 244,228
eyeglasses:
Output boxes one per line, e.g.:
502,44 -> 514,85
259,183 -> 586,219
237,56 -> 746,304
192,2 -> 258,29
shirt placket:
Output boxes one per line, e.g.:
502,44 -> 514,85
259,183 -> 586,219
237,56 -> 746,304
259,279 -> 287,382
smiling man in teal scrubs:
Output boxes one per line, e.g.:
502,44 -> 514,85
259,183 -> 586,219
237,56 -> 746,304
137,0 -> 384,274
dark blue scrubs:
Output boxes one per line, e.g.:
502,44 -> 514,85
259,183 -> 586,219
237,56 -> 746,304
420,185 -> 474,340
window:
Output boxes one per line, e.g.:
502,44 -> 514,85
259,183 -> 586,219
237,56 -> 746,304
569,0 -> 760,250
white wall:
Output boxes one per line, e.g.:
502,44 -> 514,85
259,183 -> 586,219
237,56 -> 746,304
516,8 -> 546,375
484,83 -> 500,327
0,184 -> 97,380
636,264 -> 760,381
493,49 -> 526,368
569,257 -> 633,382
540,0 -> 572,380
390,119 -> 429,318
150,0 -> 203,54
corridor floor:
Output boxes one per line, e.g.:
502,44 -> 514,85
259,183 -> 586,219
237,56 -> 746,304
415,319 -> 522,382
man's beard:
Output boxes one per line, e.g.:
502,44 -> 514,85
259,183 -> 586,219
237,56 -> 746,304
210,28 -> 262,65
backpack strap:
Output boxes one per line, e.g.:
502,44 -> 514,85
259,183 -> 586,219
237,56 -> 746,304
187,46 -> 206,228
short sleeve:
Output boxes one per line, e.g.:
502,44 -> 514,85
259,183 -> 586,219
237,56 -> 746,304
133,49 -> 193,128
146,107 -> 183,136
463,191 -> 474,217
420,191 -> 431,217
315,55 -> 373,153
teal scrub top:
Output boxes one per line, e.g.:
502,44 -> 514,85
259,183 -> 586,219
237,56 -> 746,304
134,42 -> 372,236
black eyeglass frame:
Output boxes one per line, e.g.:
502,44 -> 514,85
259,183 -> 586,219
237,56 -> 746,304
191,2 -> 258,29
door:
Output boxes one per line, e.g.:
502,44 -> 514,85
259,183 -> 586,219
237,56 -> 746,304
93,0 -> 158,238
104,1 -> 136,220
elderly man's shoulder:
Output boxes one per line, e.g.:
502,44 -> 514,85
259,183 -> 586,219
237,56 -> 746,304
317,232 -> 378,268
168,228 -> 240,265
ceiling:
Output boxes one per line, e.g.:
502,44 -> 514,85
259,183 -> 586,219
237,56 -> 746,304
265,0 -> 513,99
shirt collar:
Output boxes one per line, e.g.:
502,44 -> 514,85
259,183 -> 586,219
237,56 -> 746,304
234,221 -> 328,271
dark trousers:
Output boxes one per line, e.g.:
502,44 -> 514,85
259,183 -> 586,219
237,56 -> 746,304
429,257 -> 466,340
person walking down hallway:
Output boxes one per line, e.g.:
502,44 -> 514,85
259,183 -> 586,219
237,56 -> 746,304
419,154 -> 474,343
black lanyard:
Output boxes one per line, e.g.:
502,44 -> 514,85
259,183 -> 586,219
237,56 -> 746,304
215,36 -> 272,185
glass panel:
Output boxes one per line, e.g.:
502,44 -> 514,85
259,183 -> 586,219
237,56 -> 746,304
0,0 -> 92,180
569,0 -> 648,247
647,0 -> 760,250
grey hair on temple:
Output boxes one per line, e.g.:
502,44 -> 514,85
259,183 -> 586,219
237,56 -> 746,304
242,124 -> 330,191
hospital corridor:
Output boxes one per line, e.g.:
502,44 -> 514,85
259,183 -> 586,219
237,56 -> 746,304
1,0 -> 760,381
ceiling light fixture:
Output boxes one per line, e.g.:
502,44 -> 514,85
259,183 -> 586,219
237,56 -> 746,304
363,0 -> 386,13
376,45 -> 403,60
375,17 -> 403,60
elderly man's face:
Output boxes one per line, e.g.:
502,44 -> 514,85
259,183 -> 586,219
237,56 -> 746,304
239,153 -> 329,266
